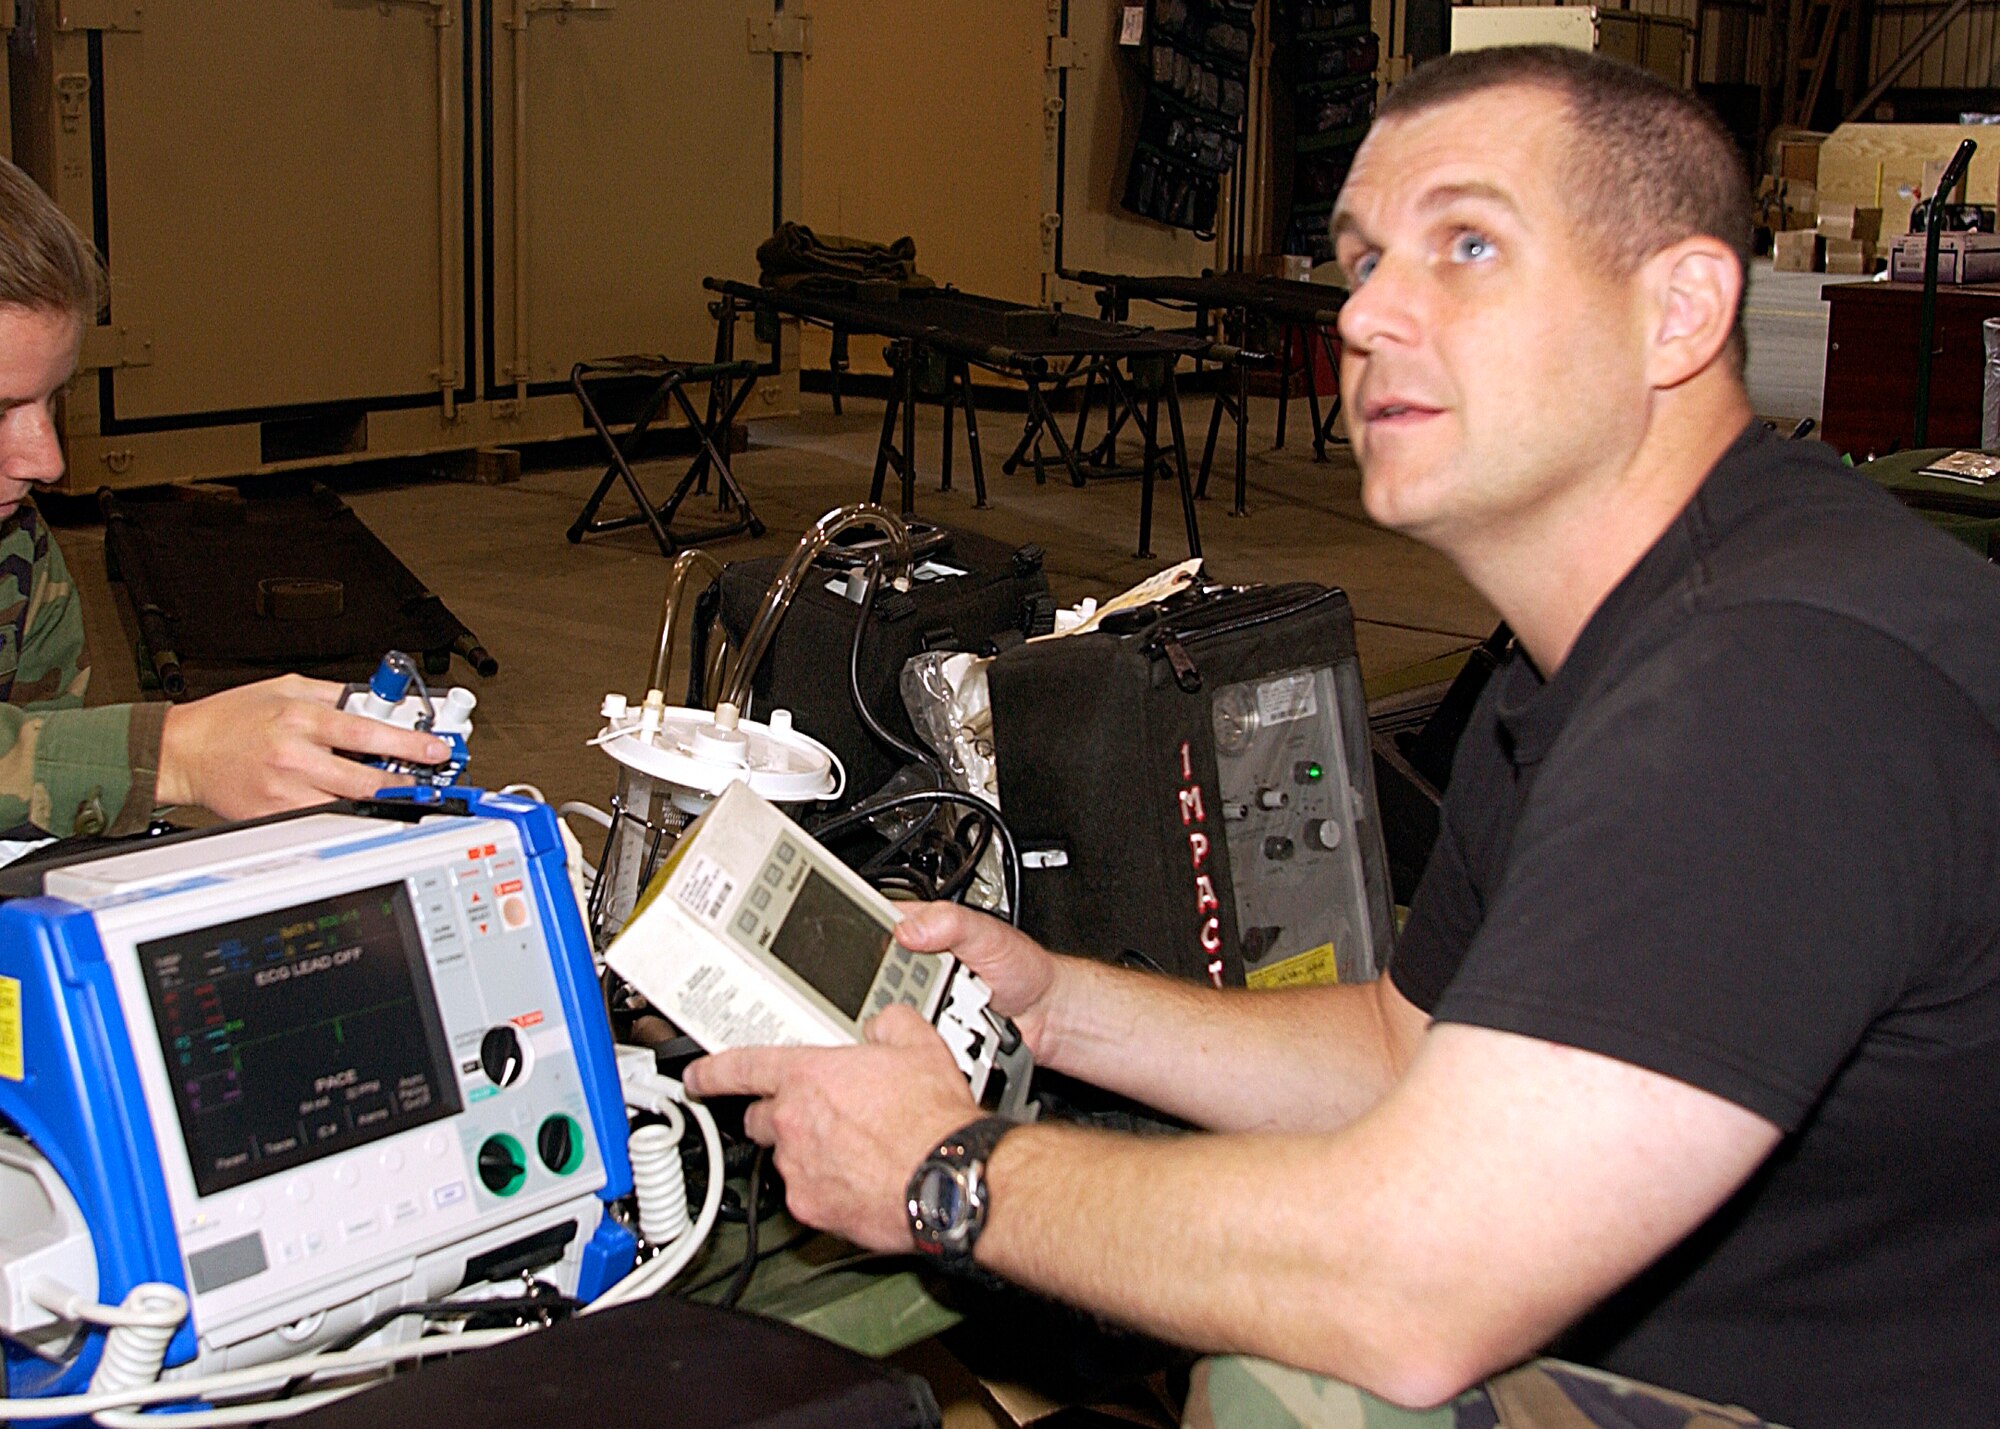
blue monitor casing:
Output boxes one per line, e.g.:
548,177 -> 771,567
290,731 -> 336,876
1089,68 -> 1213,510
0,789 -> 634,1399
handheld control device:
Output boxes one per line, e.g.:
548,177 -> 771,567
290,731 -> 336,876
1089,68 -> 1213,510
606,782 -> 1033,1118
340,652 -> 475,787
0,790 -> 634,1400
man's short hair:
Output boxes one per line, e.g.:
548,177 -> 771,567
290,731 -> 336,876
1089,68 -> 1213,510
0,157 -> 102,322
1375,45 -> 1750,365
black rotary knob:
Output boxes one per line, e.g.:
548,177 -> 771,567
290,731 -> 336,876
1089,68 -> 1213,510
537,1114 -> 584,1175
478,1134 -> 526,1197
480,1026 -> 526,1087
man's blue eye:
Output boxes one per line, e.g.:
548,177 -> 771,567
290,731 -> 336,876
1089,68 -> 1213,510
1352,252 -> 1379,284
1451,232 -> 1495,264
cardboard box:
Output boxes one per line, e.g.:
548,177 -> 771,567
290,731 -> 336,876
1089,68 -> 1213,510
1776,137 -> 1822,185
1816,203 -> 1883,245
1823,237 -> 1878,274
1773,229 -> 1824,272
1889,230 -> 2000,283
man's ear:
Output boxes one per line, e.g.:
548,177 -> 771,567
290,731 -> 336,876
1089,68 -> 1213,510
1642,237 -> 1741,390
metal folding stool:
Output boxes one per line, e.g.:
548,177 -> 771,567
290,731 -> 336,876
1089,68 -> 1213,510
567,356 -> 766,556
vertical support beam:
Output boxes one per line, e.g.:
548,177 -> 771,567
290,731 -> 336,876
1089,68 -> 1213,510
435,0 -> 459,421
512,0 -> 531,411
1841,0 -> 1877,121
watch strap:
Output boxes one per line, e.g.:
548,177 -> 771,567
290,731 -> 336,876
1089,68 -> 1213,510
905,1114 -> 1017,1275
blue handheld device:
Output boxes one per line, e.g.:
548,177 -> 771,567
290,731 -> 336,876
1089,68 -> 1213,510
0,789 -> 635,1400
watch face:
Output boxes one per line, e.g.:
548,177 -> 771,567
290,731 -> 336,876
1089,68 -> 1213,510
917,1164 -> 970,1241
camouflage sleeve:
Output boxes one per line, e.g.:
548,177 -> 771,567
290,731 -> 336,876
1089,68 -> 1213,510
0,517 -> 164,838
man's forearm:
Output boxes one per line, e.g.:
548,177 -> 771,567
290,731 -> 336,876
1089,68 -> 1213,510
968,1026 -> 1784,1409
1037,956 -> 1413,1133
972,1119 -> 1448,1400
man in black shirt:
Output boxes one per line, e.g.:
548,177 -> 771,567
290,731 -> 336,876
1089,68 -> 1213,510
685,47 -> 2000,1427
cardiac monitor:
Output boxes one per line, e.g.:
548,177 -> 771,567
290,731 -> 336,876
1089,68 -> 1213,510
607,782 -> 1033,1118
0,789 -> 635,1402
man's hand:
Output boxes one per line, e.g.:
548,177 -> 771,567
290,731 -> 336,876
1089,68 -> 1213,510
683,1006 -> 978,1252
893,902 -> 1065,1060
158,673 -> 451,819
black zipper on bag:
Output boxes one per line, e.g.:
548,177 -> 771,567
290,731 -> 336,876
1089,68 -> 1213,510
1141,584 -> 1346,693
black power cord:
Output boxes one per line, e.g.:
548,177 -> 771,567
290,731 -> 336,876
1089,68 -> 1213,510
848,556 -> 940,772
717,1146 -> 770,1309
273,1291 -> 579,1399
810,789 -> 1022,925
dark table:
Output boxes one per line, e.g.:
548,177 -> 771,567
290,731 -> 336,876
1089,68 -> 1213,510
1068,268 -> 1346,515
706,277 -> 1233,558
1858,446 -> 2000,559
1820,281 -> 2000,459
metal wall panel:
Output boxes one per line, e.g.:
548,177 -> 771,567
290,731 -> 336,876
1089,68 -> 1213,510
798,0 -> 1049,305
798,0 -> 1217,308
98,4 -> 462,421
486,0 -> 780,394
1870,3 -> 2000,91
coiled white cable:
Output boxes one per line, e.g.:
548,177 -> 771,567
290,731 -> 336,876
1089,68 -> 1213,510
627,1121 -> 691,1247
591,1093 -> 725,1311
84,1283 -> 187,1395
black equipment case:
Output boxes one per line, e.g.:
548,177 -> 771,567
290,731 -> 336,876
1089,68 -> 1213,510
988,582 -> 1395,988
693,526 -> 1054,810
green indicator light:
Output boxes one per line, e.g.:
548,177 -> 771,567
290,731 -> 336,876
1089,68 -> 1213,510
1306,763 -> 1323,780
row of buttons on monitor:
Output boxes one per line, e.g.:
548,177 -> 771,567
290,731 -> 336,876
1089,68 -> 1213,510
271,1180 -> 468,1266
182,1128 -> 461,1240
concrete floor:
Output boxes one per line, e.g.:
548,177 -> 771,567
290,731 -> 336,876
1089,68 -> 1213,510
58,386 -> 1498,818
1742,257 -> 1833,428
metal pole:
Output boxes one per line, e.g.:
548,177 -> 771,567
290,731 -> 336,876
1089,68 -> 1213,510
436,1 -> 458,421
1914,138 -> 1977,449
511,0 -> 531,412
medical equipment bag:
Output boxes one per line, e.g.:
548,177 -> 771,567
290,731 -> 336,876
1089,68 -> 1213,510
988,581 -> 1395,989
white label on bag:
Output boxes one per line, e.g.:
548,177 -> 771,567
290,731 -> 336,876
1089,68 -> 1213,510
1258,672 -> 1319,727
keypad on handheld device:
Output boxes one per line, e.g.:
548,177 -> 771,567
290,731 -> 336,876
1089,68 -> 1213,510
867,944 -> 934,1016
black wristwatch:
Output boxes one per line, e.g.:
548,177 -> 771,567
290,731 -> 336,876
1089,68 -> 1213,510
905,1115 -> 1016,1275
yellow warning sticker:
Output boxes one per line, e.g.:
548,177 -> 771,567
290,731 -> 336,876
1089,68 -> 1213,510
1245,942 -> 1340,990
0,975 -> 21,1081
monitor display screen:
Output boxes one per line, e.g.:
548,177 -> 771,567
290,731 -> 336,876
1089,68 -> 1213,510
139,883 -> 462,1198
767,868 -> 892,1019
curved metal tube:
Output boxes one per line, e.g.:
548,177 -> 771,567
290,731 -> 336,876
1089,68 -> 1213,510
648,549 -> 726,697
719,503 -> 912,713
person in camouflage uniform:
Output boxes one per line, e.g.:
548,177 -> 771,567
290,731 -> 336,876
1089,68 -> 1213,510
0,157 -> 448,837
1183,1358 -> 1785,1429
0,498 -> 163,836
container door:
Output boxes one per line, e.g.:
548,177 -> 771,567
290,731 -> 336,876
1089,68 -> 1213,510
92,3 -> 466,427
485,0 -> 786,400
797,0 -> 1048,306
